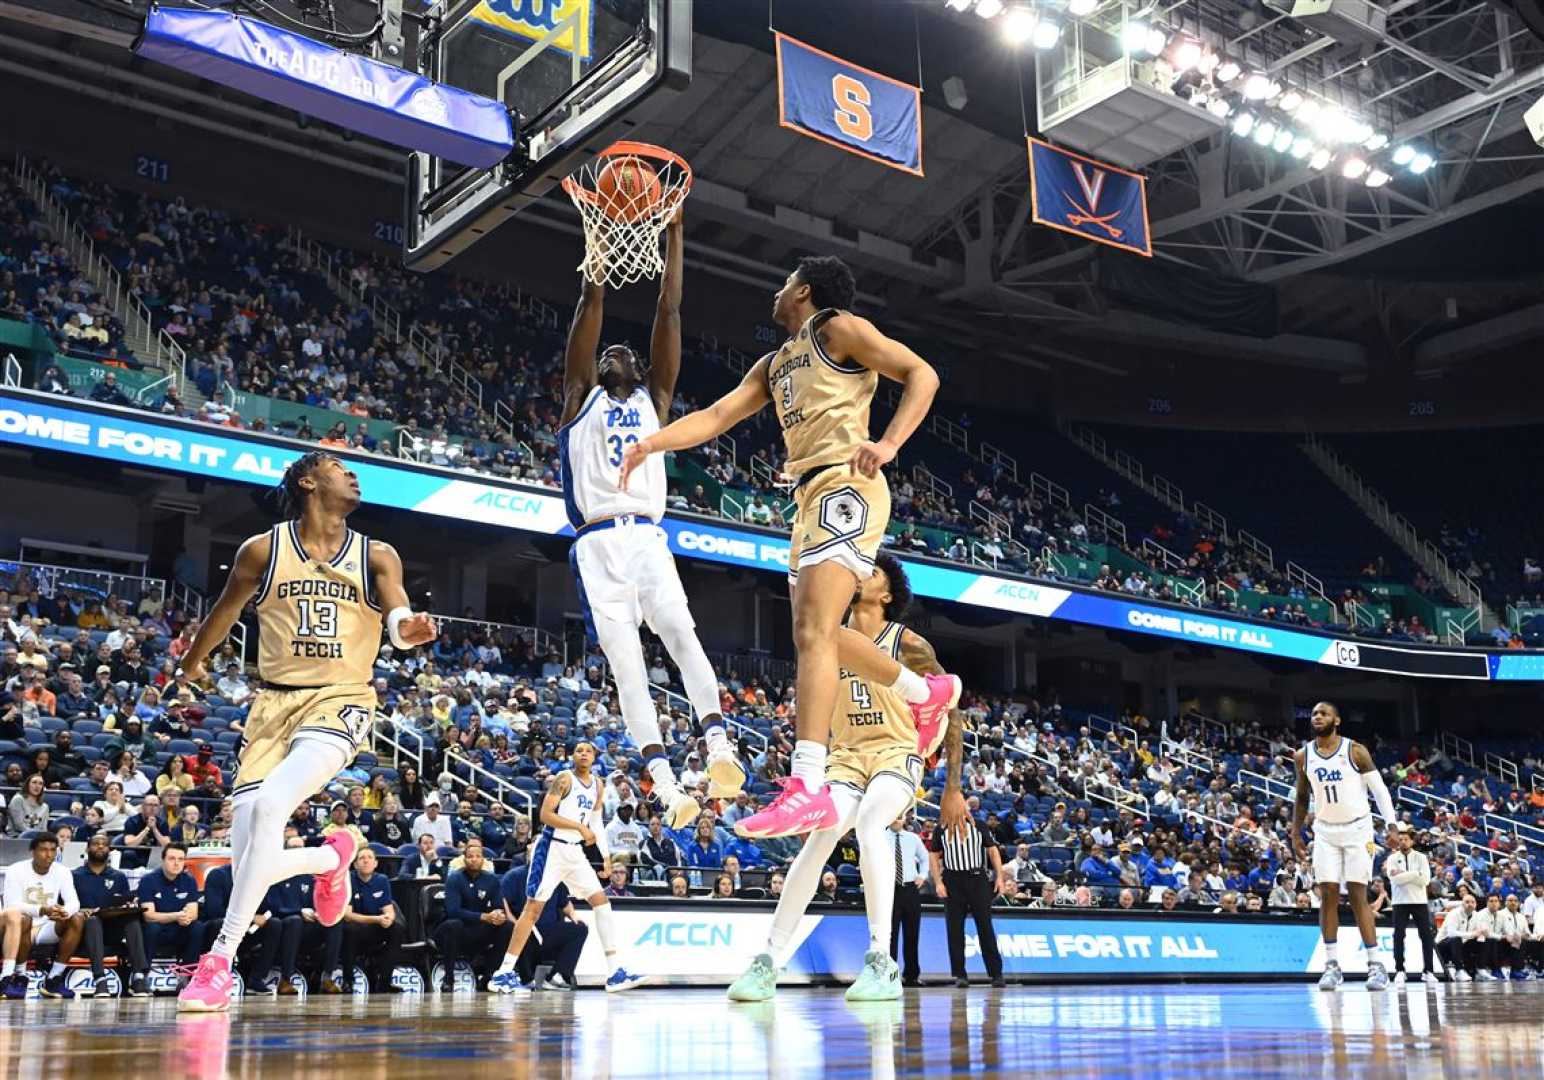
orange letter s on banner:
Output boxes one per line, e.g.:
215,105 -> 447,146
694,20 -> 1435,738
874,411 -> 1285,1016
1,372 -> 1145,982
831,74 -> 873,141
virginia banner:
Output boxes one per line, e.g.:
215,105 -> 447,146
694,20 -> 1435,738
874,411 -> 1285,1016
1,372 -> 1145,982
775,32 -> 923,176
1029,137 -> 1151,257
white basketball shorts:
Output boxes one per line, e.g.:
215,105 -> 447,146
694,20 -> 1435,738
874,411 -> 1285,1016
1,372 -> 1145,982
570,518 -> 691,631
1312,817 -> 1375,886
525,833 -> 603,903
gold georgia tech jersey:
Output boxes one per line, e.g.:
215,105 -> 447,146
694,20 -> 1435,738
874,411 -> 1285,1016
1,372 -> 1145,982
766,308 -> 878,479
254,520 -> 382,687
833,620 -> 915,752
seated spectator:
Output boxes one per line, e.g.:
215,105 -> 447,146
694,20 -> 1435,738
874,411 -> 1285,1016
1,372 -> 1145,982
197,862 -> 283,992
368,796 -> 411,849
604,867 -> 635,899
1,834 -> 86,999
156,754 -> 195,797
339,848 -> 404,992
91,781 -> 133,834
183,743 -> 223,789
137,843 -> 203,980
709,873 -> 737,899
639,817 -> 682,882
63,835 -> 141,995
397,832 -> 448,881
266,843 -> 344,994
88,371 -> 130,407
435,839 -> 510,991
6,773 -> 49,837
411,800 -> 454,849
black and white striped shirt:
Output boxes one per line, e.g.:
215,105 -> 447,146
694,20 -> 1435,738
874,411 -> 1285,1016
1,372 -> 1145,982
930,817 -> 995,874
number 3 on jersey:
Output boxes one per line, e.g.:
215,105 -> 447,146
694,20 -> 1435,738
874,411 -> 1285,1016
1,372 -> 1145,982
295,598 -> 337,637
607,433 -> 638,466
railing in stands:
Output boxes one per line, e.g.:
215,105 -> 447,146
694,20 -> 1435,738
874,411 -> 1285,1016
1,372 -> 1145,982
1191,500 -> 1228,539
373,724 -> 424,775
226,621 -> 248,666
1236,530 -> 1274,570
1086,783 -> 1149,815
2,352 -> 20,388
169,581 -> 205,621
646,681 -> 769,752
1179,806 -> 1266,844
705,650 -> 797,688
1239,768 -> 1296,804
1082,503 -> 1127,546
1440,732 -> 1476,770
1484,752 -> 1520,790
1445,607 -> 1482,647
925,413 -> 967,453
1160,737 -> 1217,777
1086,713 -> 1139,745
1397,785 -> 1456,819
912,463 -> 953,500
443,745 -> 535,817
1346,600 -> 1378,630
0,558 -> 167,610
1029,472 -> 1070,511
16,156 -> 189,398
969,499 -> 1012,540
434,614 -> 564,666
1286,560 -> 1328,602
1150,475 -> 1184,514
961,728 -> 1059,776
1482,813 -> 1544,854
977,441 -> 1018,483
1141,538 -> 1187,574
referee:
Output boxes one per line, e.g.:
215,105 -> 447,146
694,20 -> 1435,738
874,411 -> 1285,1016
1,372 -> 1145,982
1384,822 -> 1436,983
930,813 -> 1006,988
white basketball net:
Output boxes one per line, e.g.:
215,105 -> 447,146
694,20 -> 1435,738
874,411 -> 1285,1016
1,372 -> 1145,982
563,143 -> 692,289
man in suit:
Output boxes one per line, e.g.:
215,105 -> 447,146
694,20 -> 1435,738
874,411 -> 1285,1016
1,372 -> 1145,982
888,815 -> 929,987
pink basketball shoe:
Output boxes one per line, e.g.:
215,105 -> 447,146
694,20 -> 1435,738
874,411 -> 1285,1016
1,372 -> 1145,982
733,777 -> 839,839
911,673 -> 961,759
177,953 -> 233,1013
314,827 -> 361,928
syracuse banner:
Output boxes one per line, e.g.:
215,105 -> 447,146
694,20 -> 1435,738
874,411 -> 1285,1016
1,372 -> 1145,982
775,32 -> 923,176
1029,137 -> 1151,257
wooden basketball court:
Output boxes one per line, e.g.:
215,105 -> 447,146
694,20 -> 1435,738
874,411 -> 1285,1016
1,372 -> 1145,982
3,982 -> 1540,1078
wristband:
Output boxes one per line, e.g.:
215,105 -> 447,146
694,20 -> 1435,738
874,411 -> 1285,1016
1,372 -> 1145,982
387,607 -> 415,649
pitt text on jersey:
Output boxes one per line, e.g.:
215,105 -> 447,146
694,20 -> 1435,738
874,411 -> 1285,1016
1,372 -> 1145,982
1313,766 -> 1344,784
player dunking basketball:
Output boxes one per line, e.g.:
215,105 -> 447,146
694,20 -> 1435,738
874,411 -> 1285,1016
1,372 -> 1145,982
621,256 -> 960,839
175,453 -> 436,1011
727,553 -> 968,1002
559,205 -> 743,830
1293,700 -> 1398,992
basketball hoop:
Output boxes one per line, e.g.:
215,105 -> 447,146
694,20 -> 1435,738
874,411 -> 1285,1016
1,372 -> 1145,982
563,141 -> 692,288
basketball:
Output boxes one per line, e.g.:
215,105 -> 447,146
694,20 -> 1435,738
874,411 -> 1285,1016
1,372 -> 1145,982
595,155 -> 663,222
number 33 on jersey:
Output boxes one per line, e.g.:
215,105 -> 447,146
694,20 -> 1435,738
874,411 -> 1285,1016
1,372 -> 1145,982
775,32 -> 924,176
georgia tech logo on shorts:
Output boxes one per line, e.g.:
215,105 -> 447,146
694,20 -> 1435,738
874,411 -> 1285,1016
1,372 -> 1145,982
1334,642 -> 1361,668
818,487 -> 867,538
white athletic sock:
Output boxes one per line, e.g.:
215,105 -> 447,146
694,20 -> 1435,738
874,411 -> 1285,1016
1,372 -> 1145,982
1366,942 -> 1386,968
646,755 -> 680,796
49,961 -> 67,978
593,903 -> 621,965
766,827 -> 845,967
0,959 -> 13,978
495,954 -> 516,975
1324,941 -> 1339,966
702,721 -> 731,757
790,740 -> 828,789
211,737 -> 349,960
890,667 -> 930,704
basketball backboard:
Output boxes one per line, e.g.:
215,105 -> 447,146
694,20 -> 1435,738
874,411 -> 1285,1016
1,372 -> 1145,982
404,0 -> 691,271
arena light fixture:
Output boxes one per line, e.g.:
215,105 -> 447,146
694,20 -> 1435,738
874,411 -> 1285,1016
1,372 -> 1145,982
1309,147 -> 1332,170
1295,99 -> 1321,125
1410,152 -> 1434,174
1342,156 -> 1368,179
1252,120 -> 1277,145
1364,169 -> 1390,187
975,0 -> 1005,17
1198,50 -> 1219,74
1349,121 -> 1374,144
1145,27 -> 1168,55
1215,60 -> 1241,83
1002,5 -> 1039,42
1207,96 -> 1233,118
1231,111 -> 1256,137
945,0 -> 975,10
1068,0 -> 1097,15
1364,132 -> 1389,151
1391,144 -> 1416,165
1122,21 -> 1150,53
1278,90 -> 1303,113
1172,40 -> 1202,70
1313,106 -> 1346,141
1242,73 -> 1273,100
1272,128 -> 1294,152
1290,136 -> 1313,158
1033,19 -> 1062,48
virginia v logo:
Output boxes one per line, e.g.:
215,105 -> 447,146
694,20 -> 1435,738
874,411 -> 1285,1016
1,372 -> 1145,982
1062,160 -> 1124,240
1071,161 -> 1107,214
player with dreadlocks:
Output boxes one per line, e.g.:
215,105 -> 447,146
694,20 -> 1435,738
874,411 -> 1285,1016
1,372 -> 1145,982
174,452 -> 436,1011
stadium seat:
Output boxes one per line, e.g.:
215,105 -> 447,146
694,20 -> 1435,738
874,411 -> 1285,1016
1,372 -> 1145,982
72,720 -> 103,736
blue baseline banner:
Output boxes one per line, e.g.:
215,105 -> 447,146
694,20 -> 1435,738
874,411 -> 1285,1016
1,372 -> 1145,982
134,7 -> 514,169
776,32 -> 923,176
1029,137 -> 1152,257
0,391 -> 1510,680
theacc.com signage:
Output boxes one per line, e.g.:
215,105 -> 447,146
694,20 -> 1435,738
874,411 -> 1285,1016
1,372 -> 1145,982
0,390 -> 1515,680
564,906 -> 1433,984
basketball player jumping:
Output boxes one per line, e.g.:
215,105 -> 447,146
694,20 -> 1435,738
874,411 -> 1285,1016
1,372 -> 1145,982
727,553 -> 968,1002
175,452 -> 436,1010
561,205 -> 743,829
1293,700 -> 1398,992
490,740 -> 645,993
621,255 -> 960,839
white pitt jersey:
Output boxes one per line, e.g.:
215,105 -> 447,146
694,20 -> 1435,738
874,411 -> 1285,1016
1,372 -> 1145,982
1304,736 -> 1371,825
549,769 -> 603,844
559,385 -> 665,528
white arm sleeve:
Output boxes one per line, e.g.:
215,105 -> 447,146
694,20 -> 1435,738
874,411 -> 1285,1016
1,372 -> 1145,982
1362,768 -> 1397,826
1,865 -> 34,918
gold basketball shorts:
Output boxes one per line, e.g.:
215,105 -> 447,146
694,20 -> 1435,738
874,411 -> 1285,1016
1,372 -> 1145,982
787,465 -> 891,588
231,684 -> 374,799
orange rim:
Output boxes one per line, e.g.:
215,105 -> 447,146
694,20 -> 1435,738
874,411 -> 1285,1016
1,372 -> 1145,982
562,141 -> 693,208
